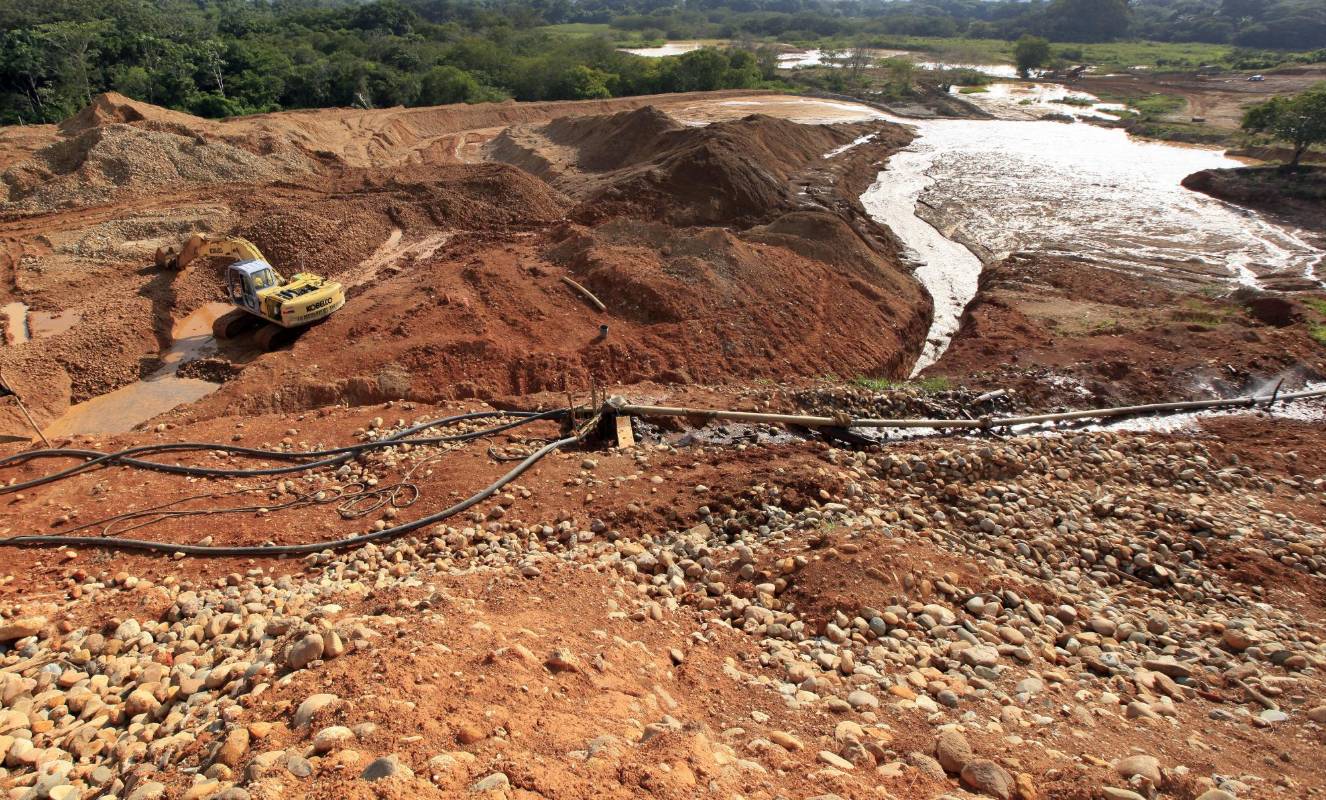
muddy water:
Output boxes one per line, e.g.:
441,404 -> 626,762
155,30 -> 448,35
2,302 -> 28,346
861,153 -> 982,375
859,112 -> 1324,372
954,82 -> 1127,120
620,41 -> 708,57
45,303 -> 231,437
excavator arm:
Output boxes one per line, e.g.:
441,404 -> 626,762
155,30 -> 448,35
154,234 -> 273,273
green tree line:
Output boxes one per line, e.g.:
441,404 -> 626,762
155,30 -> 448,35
0,0 -> 766,124
591,0 -> 1325,49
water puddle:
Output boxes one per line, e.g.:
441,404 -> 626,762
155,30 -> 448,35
2,302 -> 28,346
614,41 -> 1013,76
824,133 -> 878,159
29,310 -> 82,339
619,41 -> 708,57
3,302 -> 85,346
45,303 -> 231,437
861,148 -> 983,376
915,61 -> 1019,79
953,82 -> 1126,120
777,48 -> 911,69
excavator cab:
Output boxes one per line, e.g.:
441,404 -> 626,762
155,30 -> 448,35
226,261 -> 278,313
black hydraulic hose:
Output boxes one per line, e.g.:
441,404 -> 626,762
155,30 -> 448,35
0,434 -> 579,556
0,409 -> 568,493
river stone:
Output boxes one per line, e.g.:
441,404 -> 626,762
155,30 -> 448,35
126,781 -> 166,800
846,690 -> 879,709
313,725 -> 354,753
287,633 -> 325,670
471,772 -> 511,791
1115,754 -> 1162,785
293,693 -> 338,728
935,730 -> 973,774
214,727 -> 249,767
0,616 -> 46,641
361,755 -> 412,782
125,688 -> 159,717
818,750 -> 854,770
908,751 -> 947,781
1307,705 -> 1326,723
1195,791 -> 1237,800
960,759 -> 1014,800
1101,789 -> 1146,800
961,645 -> 999,669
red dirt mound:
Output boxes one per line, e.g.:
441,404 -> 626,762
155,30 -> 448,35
56,91 -> 207,135
572,114 -> 880,227
541,106 -> 687,172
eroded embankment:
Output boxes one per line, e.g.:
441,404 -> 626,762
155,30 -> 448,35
926,251 -> 1326,407
1183,166 -> 1326,243
177,107 -> 930,422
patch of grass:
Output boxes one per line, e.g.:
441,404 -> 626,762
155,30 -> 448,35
1173,299 -> 1231,328
1129,92 -> 1187,116
1126,120 -> 1237,145
1052,96 -> 1094,107
1310,324 -> 1326,347
1304,298 -> 1326,317
853,376 -> 897,391
958,86 -> 988,95
537,23 -> 614,37
851,376 -> 951,393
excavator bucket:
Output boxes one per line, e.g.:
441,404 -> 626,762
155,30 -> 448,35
154,243 -> 183,270
154,234 -> 207,271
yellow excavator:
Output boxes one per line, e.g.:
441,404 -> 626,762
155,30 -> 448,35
154,234 -> 345,350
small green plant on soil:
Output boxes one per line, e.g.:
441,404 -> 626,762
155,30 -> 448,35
1310,324 -> 1326,347
1304,298 -> 1326,316
959,86 -> 989,95
1053,96 -> 1094,107
1130,93 -> 1187,117
853,376 -> 895,391
1173,299 -> 1229,328
916,376 -> 952,392
852,376 -> 951,392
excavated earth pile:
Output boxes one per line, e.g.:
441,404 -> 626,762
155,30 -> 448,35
180,106 -> 929,420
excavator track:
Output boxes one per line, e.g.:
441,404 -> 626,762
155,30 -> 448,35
253,323 -> 298,352
211,309 -> 260,340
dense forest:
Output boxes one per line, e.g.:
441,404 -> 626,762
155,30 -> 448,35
599,0 -> 1326,49
2,0 -> 1324,125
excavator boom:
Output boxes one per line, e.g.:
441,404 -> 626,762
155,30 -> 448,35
154,234 -> 269,272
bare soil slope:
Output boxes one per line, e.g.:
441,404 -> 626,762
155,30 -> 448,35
185,107 -> 928,419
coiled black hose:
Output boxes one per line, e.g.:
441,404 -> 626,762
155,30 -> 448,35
0,435 -> 578,556
0,409 -> 568,493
